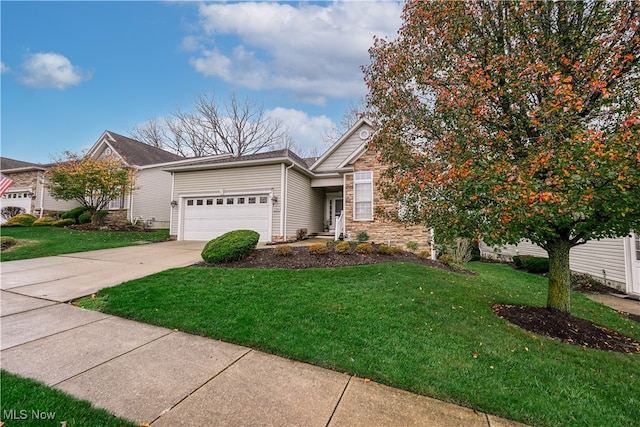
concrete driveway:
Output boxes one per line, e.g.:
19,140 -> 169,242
0,240 -> 205,303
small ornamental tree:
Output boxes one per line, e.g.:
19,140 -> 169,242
47,152 -> 135,224
364,0 -> 640,313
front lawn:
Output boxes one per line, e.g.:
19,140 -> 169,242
78,262 -> 640,427
0,370 -> 135,427
0,227 -> 170,261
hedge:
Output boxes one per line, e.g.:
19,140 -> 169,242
201,230 -> 260,263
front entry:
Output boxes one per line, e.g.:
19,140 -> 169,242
328,197 -> 343,230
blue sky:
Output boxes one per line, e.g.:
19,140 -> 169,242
1,1 -> 403,163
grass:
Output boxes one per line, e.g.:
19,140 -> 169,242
0,370 -> 135,427
77,261 -> 640,427
0,227 -> 170,261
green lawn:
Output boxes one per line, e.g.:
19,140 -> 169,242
0,227 -> 170,261
0,370 -> 135,427
78,261 -> 640,427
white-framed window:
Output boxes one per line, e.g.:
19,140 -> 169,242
353,171 -> 373,220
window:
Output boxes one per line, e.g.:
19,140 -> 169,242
238,197 -> 245,204
206,199 -> 213,206
196,199 -> 203,206
187,199 -> 194,206
353,171 -> 373,220
227,198 -> 234,205
259,196 -> 268,204
248,197 -> 256,204
216,198 -> 224,205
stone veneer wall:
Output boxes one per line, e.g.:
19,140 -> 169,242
344,149 -> 432,251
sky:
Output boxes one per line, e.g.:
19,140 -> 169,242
1,0 -> 403,164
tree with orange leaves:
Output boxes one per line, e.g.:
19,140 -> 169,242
47,151 -> 135,224
364,0 -> 640,313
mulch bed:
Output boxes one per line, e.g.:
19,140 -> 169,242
201,245 -> 639,354
492,304 -> 640,354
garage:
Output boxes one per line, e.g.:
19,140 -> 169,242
0,190 -> 33,224
181,193 -> 271,241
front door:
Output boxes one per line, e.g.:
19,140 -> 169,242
329,198 -> 343,229
633,233 -> 640,295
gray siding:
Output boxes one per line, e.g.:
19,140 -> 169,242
41,188 -> 81,213
313,124 -> 372,172
480,238 -> 627,285
285,168 -> 323,238
170,164 -> 282,238
131,168 -> 173,228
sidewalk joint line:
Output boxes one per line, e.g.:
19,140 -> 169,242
325,374 -> 352,427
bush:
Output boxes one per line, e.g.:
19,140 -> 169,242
1,236 -> 17,250
378,244 -> 403,255
1,213 -> 37,227
355,242 -> 373,254
78,212 -> 92,224
274,244 -> 293,256
33,217 -> 57,227
296,228 -> 308,241
61,206 -> 87,222
438,254 -> 454,266
447,237 -> 473,265
356,231 -> 369,243
52,218 -> 75,227
309,243 -> 328,255
334,241 -> 352,254
406,241 -> 419,252
201,230 -> 260,263
1,206 -> 25,221
512,255 -> 525,268
418,249 -> 432,260
521,256 -> 549,274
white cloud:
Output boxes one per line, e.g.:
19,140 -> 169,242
187,1 -> 402,103
1,62 -> 10,73
19,52 -> 91,89
266,107 -> 336,156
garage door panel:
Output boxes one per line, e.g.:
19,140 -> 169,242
182,194 -> 270,242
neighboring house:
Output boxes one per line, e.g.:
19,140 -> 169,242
165,118 -> 433,249
480,236 -> 640,297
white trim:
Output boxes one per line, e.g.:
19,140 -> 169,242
624,233 -> 640,295
353,171 -> 373,221
309,118 -> 374,171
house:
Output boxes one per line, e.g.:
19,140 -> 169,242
2,131 -> 193,228
165,118 -> 433,248
480,237 -> 640,297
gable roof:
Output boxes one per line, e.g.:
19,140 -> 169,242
309,118 -> 374,172
88,131 -> 184,167
0,157 -> 47,172
164,149 -> 311,174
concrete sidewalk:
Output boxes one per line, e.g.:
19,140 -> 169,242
0,242 -> 526,426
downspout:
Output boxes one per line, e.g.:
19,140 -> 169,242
38,172 -> 45,218
282,162 -> 295,241
280,164 -> 285,239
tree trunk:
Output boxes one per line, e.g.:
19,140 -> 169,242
546,237 -> 572,313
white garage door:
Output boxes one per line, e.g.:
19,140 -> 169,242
182,194 -> 270,241
0,190 -> 33,224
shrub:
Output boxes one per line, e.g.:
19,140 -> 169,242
378,244 -> 403,255
334,241 -> 352,254
521,256 -> 549,274
356,231 -> 370,243
1,213 -> 37,227
78,212 -> 92,224
448,237 -> 473,265
438,254 -> 454,265
1,236 -> 17,250
296,228 -> 308,241
274,244 -> 293,256
33,217 -> 57,226
52,218 -> 75,227
406,241 -> 419,252
418,249 -> 432,260
1,206 -> 25,221
512,255 -> 525,268
355,242 -> 373,254
309,243 -> 328,255
201,230 -> 260,263
61,206 -> 87,222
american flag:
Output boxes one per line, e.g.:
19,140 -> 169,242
0,174 -> 15,197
